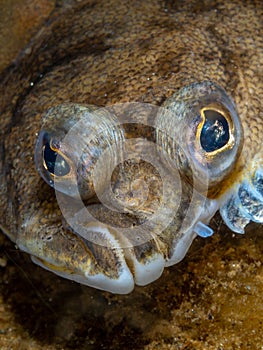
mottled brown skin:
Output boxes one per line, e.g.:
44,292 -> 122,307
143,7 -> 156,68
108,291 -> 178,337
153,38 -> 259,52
0,0 -> 55,72
0,0 -> 262,285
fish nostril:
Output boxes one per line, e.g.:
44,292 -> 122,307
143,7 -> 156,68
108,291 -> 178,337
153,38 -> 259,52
193,221 -> 214,238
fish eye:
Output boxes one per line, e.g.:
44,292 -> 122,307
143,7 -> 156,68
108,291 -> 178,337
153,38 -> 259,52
42,134 -> 70,177
200,109 -> 230,152
155,81 -> 243,192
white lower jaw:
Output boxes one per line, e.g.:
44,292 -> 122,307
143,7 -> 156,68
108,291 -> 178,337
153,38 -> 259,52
22,199 -> 219,294
128,252 -> 165,286
31,255 -> 135,294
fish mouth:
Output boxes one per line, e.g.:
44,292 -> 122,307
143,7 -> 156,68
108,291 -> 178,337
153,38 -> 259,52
20,165 -> 263,295
220,167 -> 263,233
20,195 -> 219,294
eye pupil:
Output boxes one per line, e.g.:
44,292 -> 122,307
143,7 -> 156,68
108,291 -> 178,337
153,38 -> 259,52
200,110 -> 230,152
43,143 -> 70,176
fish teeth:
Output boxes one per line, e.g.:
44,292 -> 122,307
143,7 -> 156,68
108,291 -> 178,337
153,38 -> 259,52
220,167 -> 263,233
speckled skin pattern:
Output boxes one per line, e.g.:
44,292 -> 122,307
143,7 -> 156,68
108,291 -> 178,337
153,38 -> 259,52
0,0 -> 262,288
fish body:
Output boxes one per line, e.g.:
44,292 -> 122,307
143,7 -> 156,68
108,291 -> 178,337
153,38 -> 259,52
0,0 -> 262,293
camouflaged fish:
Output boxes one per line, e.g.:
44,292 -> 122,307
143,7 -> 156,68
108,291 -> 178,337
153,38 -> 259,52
0,0 -> 262,293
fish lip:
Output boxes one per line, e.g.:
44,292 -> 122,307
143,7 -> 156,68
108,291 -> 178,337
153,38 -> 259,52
17,196 -> 219,294
30,255 -> 135,294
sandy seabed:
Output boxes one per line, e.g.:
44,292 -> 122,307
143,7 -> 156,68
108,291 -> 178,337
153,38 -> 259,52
1,218 -> 263,350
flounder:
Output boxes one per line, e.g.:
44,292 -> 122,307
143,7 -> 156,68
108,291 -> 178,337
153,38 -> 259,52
0,0 -> 262,293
